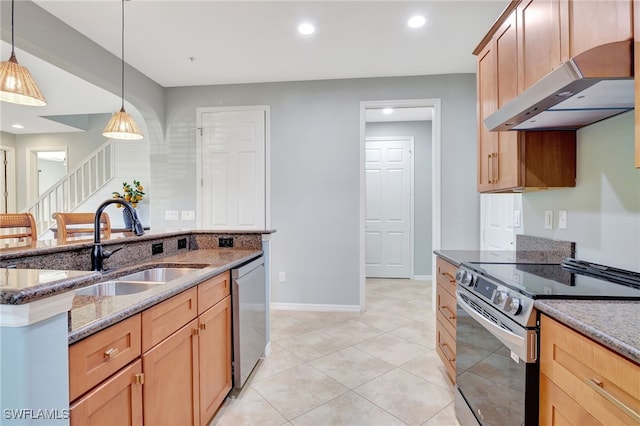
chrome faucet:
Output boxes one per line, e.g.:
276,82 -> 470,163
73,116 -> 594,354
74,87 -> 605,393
91,199 -> 145,271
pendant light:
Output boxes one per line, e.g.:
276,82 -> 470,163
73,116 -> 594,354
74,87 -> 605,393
103,0 -> 143,140
0,0 -> 47,106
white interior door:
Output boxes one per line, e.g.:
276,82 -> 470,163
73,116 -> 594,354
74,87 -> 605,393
365,137 -> 413,278
480,193 -> 517,250
198,108 -> 266,229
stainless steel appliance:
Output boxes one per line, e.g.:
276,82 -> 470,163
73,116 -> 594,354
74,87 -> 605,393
454,259 -> 640,425
231,256 -> 266,388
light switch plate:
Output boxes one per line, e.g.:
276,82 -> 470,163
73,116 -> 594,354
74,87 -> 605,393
514,210 -> 521,228
181,210 -> 195,221
544,210 -> 553,230
165,210 -> 179,221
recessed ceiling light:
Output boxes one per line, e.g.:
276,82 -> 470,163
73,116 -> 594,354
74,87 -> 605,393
382,108 -> 394,115
408,15 -> 426,29
11,124 -> 24,129
298,22 -> 315,35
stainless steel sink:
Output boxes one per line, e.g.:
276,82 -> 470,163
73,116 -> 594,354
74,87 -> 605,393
75,281 -> 161,296
116,267 -> 202,283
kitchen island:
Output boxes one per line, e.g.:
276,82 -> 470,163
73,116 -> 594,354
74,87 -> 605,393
0,230 -> 272,426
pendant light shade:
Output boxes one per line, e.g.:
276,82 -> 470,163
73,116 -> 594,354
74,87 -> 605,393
0,0 -> 47,106
103,0 -> 143,140
102,106 -> 144,140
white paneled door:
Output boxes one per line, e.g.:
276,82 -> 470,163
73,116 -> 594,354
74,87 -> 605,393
480,193 -> 517,250
365,137 -> 413,278
198,108 -> 267,229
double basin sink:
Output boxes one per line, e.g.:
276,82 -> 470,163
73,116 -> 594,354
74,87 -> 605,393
75,267 -> 204,297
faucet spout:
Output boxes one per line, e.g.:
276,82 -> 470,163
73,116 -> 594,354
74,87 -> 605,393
91,199 -> 145,271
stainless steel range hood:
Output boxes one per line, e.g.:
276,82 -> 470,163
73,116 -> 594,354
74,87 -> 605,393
484,41 -> 634,132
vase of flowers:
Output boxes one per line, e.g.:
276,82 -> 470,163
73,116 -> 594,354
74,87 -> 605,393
112,179 -> 145,228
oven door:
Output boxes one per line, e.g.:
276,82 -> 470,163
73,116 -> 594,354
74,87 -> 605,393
455,287 -> 538,426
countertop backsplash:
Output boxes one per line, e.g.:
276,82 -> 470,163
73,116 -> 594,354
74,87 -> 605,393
516,235 -> 575,263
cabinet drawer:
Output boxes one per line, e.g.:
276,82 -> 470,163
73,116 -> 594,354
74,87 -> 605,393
539,373 -> 599,426
436,318 -> 456,383
142,287 -> 198,353
70,359 -> 143,426
198,271 -> 230,314
540,315 -> 640,425
436,283 -> 456,337
69,314 -> 141,401
436,257 -> 457,296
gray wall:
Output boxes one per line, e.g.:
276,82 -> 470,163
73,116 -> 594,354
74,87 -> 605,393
521,111 -> 640,271
162,75 -> 479,306
365,121 -> 433,276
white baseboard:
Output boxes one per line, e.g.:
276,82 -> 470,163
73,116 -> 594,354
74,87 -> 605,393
270,303 -> 361,313
411,274 -> 432,281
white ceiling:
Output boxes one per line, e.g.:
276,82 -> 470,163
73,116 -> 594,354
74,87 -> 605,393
1,0 -> 509,134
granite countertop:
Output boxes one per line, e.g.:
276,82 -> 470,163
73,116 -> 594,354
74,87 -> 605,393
68,249 -> 261,343
536,300 -> 640,365
434,250 -> 569,266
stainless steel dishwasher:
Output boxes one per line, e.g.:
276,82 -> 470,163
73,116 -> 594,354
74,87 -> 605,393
231,256 -> 266,388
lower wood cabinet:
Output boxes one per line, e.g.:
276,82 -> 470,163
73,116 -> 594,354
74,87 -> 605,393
70,360 -> 143,426
435,256 -> 457,383
143,318 -> 200,426
539,314 -> 640,425
69,271 -> 233,426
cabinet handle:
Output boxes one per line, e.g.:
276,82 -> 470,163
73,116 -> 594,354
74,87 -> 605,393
437,341 -> 455,362
584,378 -> 640,423
192,328 -> 200,336
493,152 -> 499,182
487,154 -> 493,183
104,348 -> 119,359
438,304 -> 456,320
199,323 -> 207,331
134,373 -> 145,385
441,271 -> 455,283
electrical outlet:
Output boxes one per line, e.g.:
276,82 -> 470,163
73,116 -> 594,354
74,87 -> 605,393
152,242 -> 164,255
514,210 -> 521,228
181,210 -> 195,221
544,210 -> 553,230
177,238 -> 187,249
165,210 -> 178,221
218,237 -> 234,248
279,272 -> 286,283
558,210 -> 567,229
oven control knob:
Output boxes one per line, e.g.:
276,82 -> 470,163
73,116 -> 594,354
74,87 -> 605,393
455,270 -> 465,283
494,290 -> 508,307
504,297 -> 522,315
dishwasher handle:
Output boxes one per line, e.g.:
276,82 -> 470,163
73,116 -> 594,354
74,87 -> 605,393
232,256 -> 264,278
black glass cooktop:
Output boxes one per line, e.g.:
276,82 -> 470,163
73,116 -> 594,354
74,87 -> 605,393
462,259 -> 640,300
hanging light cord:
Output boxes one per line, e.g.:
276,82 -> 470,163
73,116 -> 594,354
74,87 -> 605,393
120,0 -> 125,108
10,0 -> 15,55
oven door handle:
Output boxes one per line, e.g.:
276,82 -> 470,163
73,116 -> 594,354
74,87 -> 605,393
457,290 -> 528,361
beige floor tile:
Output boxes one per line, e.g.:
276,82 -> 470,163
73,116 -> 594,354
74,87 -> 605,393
270,317 -> 316,341
355,333 -> 426,366
364,291 -> 406,311
290,391 -> 406,426
284,311 -> 360,328
389,320 -> 437,349
355,369 -> 453,426
251,343 -> 306,382
276,330 -> 348,362
317,319 -> 385,344
422,402 -> 460,426
401,352 -> 454,390
209,387 -> 288,426
310,346 -> 395,389
355,310 -> 414,332
252,364 -> 348,419
382,300 -> 433,321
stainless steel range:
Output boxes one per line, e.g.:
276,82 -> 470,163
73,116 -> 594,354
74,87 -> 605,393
454,258 -> 640,426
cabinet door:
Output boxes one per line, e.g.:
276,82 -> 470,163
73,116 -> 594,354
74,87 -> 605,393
143,319 -> 200,426
198,295 -> 232,426
539,374 -> 600,426
565,0 -> 632,59
517,0 -> 562,92
477,42 -> 498,192
70,360 -> 143,426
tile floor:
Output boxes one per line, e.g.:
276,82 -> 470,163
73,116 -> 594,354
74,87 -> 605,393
210,278 -> 460,426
